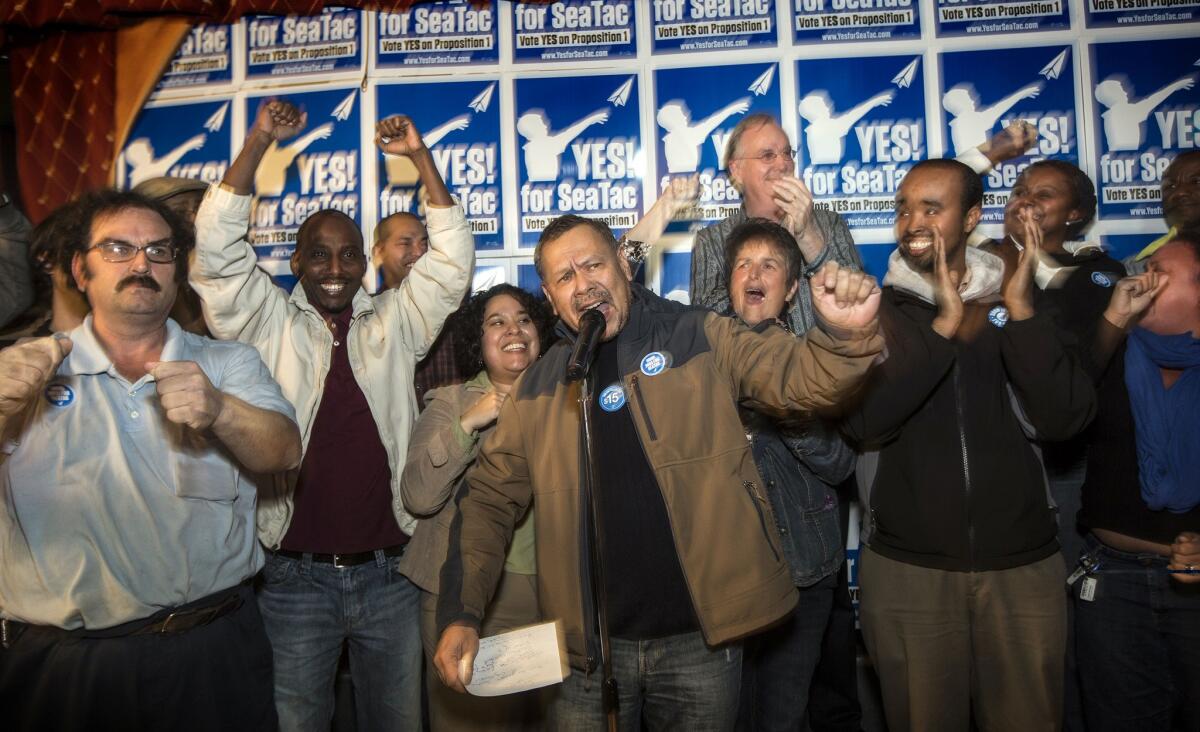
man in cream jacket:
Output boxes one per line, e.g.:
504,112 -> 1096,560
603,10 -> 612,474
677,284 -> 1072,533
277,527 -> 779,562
190,99 -> 474,731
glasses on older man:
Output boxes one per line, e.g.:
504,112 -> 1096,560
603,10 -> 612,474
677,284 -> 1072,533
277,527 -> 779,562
88,240 -> 177,264
733,148 -> 797,165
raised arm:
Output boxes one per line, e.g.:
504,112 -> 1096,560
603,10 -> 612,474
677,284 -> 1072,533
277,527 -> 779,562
620,175 -> 699,267
375,115 -> 472,356
190,100 -> 308,345
0,335 -> 71,442
156,133 -> 207,172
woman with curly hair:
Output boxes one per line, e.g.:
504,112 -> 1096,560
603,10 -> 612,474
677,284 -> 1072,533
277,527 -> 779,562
400,283 -> 555,731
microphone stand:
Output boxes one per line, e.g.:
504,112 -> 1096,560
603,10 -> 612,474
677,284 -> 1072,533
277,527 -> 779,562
577,368 -> 618,732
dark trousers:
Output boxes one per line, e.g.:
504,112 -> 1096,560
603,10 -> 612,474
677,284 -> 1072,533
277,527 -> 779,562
738,574 -> 835,731
809,493 -> 863,732
0,583 -> 275,732
1075,535 -> 1200,732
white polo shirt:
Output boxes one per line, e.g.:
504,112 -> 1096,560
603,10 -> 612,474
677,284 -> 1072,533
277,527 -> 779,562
0,317 -> 296,630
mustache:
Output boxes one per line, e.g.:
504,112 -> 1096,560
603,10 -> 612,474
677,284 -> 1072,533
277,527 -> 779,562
117,275 -> 161,292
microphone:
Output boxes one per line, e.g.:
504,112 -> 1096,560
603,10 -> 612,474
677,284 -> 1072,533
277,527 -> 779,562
566,308 -> 606,382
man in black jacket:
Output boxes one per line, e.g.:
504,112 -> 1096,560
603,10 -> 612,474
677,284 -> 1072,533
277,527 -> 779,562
844,158 -> 1097,732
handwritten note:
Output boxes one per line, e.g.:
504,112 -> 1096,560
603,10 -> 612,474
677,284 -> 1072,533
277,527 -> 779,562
465,621 -> 568,697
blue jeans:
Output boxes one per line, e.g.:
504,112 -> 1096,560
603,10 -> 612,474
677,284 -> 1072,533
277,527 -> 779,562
257,551 -> 422,732
738,575 -> 835,731
1074,535 -> 1200,732
550,631 -> 741,731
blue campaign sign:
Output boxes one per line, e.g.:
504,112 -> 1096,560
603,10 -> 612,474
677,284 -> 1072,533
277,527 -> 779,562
933,0 -> 1069,36
1085,0 -> 1198,27
512,0 -> 636,62
473,262 -> 508,292
376,1 -> 497,68
939,45 -> 1078,224
796,54 -> 926,230
858,242 -> 896,281
152,23 -> 233,93
244,8 -> 362,80
513,74 -> 644,248
517,262 -> 542,294
377,80 -> 504,251
651,0 -> 779,54
243,88 -> 362,291
659,251 -> 692,302
653,63 -> 781,225
1090,37 -> 1199,221
120,99 -> 232,189
791,0 -> 921,43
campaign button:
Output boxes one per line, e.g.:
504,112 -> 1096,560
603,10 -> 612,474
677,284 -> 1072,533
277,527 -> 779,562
45,383 -> 75,407
988,306 -> 1009,328
1091,271 -> 1114,288
640,351 -> 668,376
599,383 -> 626,412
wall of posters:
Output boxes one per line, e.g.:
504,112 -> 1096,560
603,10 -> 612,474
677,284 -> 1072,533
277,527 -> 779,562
117,5 -> 1195,294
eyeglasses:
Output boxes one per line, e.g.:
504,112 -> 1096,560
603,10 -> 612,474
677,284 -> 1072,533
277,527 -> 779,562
733,148 -> 797,165
88,240 -> 177,264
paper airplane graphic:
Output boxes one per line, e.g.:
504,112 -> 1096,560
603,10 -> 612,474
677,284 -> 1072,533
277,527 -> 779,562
749,66 -> 776,96
608,77 -> 634,107
1039,50 -> 1069,80
203,102 -> 229,133
469,83 -> 496,113
331,90 -> 357,121
1194,57 -> 1200,66
891,59 -> 920,89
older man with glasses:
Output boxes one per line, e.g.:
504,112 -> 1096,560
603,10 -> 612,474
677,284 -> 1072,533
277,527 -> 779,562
0,189 -> 301,731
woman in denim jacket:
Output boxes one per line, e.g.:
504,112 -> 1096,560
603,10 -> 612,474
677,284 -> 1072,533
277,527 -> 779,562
723,218 -> 855,731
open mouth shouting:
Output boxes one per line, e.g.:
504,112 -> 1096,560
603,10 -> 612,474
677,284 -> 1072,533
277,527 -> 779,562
743,286 -> 767,306
901,233 -> 933,257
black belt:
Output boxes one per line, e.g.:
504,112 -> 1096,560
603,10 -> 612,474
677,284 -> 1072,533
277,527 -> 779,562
272,544 -> 406,568
1,583 -> 247,647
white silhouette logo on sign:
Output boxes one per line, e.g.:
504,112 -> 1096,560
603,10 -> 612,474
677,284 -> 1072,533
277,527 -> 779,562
943,81 -> 1042,156
384,114 -> 471,187
1095,76 -> 1196,152
255,124 -> 334,197
798,90 -> 894,165
125,134 -> 207,187
657,98 -> 750,173
517,109 -> 610,183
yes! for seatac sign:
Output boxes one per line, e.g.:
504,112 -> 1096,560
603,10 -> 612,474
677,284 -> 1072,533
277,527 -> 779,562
243,88 -> 362,290
1090,37 -> 1199,221
119,99 -> 232,189
938,45 -> 1078,224
796,54 -> 927,230
652,62 -> 782,224
513,74 -> 644,248
152,23 -> 234,94
376,80 -> 504,251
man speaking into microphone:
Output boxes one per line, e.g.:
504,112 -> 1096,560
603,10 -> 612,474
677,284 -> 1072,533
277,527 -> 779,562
433,213 -> 884,728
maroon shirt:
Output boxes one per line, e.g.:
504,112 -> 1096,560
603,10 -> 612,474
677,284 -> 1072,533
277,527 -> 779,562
280,307 -> 408,553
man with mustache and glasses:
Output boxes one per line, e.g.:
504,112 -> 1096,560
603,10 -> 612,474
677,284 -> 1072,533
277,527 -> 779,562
433,213 -> 883,729
0,189 -> 301,730
843,158 -> 1097,732
189,100 -> 474,731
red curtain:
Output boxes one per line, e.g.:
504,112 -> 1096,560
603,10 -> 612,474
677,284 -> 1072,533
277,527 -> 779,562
0,1 -> 443,222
